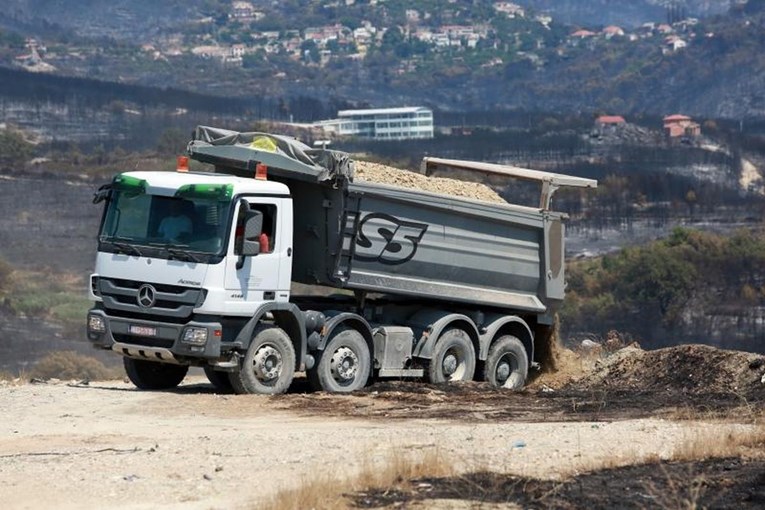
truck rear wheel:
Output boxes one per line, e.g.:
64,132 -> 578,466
229,325 -> 295,395
123,358 -> 188,390
484,335 -> 528,390
204,366 -> 234,394
308,329 -> 371,393
428,328 -> 476,383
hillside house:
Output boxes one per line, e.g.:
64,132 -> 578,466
353,27 -> 374,45
665,36 -> 687,52
230,44 -> 247,57
494,2 -> 525,18
230,2 -> 264,21
602,26 -> 625,39
571,30 -> 596,38
304,25 -> 348,45
657,24 -> 674,34
594,115 -> 626,136
191,45 -> 228,59
569,29 -> 597,47
664,114 -> 701,138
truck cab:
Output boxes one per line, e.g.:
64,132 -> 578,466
88,169 -> 298,390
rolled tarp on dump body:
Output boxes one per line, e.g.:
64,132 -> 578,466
188,125 -> 355,183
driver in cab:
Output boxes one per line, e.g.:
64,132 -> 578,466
159,199 -> 192,242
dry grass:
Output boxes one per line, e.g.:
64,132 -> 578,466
671,425 -> 765,462
260,448 -> 453,510
29,351 -> 122,381
643,465 -> 708,510
666,401 -> 765,423
0,367 -> 29,384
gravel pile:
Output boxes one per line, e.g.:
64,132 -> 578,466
354,160 -> 506,204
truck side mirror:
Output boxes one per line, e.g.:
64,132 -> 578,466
241,210 -> 263,256
92,184 -> 112,204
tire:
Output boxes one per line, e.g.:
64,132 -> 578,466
483,335 -> 529,390
123,357 -> 188,390
427,328 -> 476,383
229,325 -> 295,395
307,329 -> 371,393
204,366 -> 234,394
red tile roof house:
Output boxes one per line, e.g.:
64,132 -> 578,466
596,115 -> 626,125
594,115 -> 626,135
663,114 -> 701,138
602,26 -> 625,39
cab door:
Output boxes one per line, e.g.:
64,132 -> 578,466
224,198 -> 288,303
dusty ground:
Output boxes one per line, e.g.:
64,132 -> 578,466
1,343 -> 765,510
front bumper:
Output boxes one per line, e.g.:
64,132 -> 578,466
87,308 -> 224,362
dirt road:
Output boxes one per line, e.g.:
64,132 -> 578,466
0,377 -> 756,510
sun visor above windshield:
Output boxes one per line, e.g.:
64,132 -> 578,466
188,125 -> 355,185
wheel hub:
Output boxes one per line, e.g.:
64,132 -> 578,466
495,361 -> 511,384
330,347 -> 358,382
442,353 -> 458,377
253,345 -> 282,382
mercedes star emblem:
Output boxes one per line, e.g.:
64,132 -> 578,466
137,284 -> 157,308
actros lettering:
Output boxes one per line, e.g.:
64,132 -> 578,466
355,213 -> 429,265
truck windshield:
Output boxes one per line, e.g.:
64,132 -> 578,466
99,188 -> 232,257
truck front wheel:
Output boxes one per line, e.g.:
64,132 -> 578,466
204,366 -> 234,394
483,335 -> 528,390
229,325 -> 295,395
123,358 -> 188,390
428,329 -> 476,383
308,329 -> 371,393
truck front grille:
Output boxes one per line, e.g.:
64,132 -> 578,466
98,278 -> 204,319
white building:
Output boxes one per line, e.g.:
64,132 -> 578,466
317,107 -> 434,140
341,107 -> 434,140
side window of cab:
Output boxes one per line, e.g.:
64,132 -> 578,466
234,202 -> 277,254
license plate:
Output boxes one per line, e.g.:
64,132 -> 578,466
129,325 -> 157,337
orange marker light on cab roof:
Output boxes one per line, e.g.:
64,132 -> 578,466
176,155 -> 189,172
255,163 -> 268,180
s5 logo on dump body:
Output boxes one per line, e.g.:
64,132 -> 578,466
355,213 -> 429,265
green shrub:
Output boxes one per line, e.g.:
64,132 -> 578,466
561,228 -> 765,338
11,291 -> 68,317
50,296 -> 92,324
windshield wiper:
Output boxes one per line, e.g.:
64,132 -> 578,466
113,242 -> 143,256
101,237 -> 143,256
166,247 -> 200,263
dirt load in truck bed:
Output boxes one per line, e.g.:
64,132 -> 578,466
354,160 -> 506,204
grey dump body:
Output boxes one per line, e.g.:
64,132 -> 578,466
189,126 -> 595,316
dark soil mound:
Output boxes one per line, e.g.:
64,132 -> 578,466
572,344 -> 765,398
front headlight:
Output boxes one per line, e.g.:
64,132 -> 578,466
88,314 -> 106,333
182,327 -> 208,346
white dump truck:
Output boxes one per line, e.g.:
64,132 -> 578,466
87,126 -> 596,394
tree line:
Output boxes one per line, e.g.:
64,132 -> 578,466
561,228 -> 765,353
